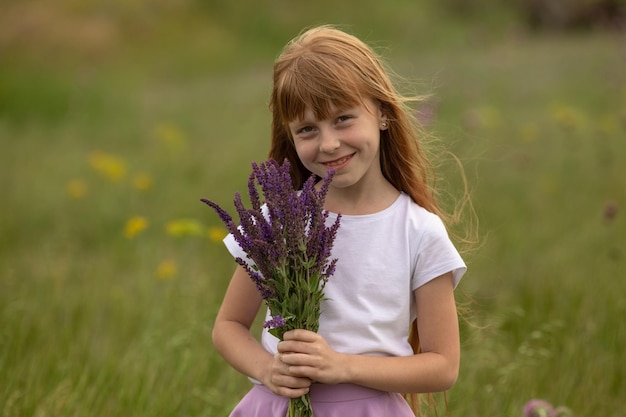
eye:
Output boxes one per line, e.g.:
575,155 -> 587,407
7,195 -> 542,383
292,124 -> 317,139
336,115 -> 352,123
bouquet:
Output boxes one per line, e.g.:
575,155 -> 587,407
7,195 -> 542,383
201,158 -> 341,417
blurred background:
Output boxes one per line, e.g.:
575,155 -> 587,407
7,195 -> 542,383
1,0 -> 625,416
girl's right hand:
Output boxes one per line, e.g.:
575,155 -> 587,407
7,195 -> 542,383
262,352 -> 312,398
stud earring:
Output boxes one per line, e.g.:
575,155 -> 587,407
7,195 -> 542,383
381,122 -> 388,128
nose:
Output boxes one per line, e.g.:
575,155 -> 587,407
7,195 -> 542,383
319,129 -> 340,153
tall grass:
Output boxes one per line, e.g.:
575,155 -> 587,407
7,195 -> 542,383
1,1 -> 624,416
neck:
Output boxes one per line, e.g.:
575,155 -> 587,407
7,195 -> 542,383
324,179 -> 400,215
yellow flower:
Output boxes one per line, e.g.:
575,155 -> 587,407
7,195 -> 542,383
66,179 -> 87,199
156,259 -> 177,280
208,226 -> 227,242
165,218 -> 205,237
550,103 -> 588,132
132,172 -> 153,191
463,105 -> 501,131
88,151 -> 127,182
518,123 -> 538,143
124,216 -> 148,239
153,123 -> 187,150
598,114 -> 620,136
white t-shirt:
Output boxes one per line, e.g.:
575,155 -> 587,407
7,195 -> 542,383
223,192 -> 466,359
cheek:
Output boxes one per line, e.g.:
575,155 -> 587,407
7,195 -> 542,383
294,141 -> 316,162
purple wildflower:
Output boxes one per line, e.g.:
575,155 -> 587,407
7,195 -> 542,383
248,163 -> 262,212
263,315 -> 287,329
201,158 -> 341,417
523,399 -> 554,417
200,158 -> 341,335
235,257 -> 275,299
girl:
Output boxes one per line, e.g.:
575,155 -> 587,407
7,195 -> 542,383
212,25 -> 467,416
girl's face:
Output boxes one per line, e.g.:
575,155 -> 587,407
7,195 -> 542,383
287,97 -> 388,193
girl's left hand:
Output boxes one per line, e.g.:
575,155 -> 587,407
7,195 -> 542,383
277,329 -> 347,385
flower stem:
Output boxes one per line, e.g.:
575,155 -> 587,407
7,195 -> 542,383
286,392 -> 313,417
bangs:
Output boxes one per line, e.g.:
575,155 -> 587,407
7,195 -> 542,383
274,54 -> 366,123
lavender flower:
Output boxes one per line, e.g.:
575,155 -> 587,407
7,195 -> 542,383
201,158 -> 341,417
523,399 -> 554,417
264,315 -> 287,329
523,399 -> 573,417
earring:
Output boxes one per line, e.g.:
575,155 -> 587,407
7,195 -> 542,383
381,122 -> 387,129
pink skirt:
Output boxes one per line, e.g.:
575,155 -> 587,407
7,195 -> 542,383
229,383 -> 415,417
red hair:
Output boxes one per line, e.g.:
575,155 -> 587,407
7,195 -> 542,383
269,25 -> 442,219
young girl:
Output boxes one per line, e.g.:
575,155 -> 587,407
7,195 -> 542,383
212,25 -> 467,417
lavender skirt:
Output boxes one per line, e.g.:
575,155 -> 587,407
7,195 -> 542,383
229,383 -> 415,417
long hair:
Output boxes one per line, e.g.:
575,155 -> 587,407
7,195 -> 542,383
269,25 -> 441,213
268,25 -> 465,416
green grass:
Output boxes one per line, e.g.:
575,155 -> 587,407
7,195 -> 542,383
1,1 -> 625,416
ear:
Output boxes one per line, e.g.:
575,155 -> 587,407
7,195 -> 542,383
379,112 -> 389,130
377,102 -> 389,130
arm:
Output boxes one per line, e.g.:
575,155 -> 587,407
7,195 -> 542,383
212,265 -> 312,397
277,271 -> 460,393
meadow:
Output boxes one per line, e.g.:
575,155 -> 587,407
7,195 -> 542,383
1,1 -> 625,416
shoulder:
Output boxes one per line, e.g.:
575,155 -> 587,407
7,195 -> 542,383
397,193 -> 448,236
398,194 -> 466,289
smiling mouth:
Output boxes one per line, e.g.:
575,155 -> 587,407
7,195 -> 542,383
322,154 -> 353,168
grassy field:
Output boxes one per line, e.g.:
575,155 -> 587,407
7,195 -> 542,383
1,1 -> 625,416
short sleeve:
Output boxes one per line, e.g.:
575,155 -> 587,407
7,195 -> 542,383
221,204 -> 270,264
223,232 -> 245,260
411,214 -> 466,291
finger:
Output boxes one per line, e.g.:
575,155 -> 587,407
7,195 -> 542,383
269,370 -> 312,398
277,340 -> 306,355
276,352 -> 311,374
273,373 -> 312,389
279,352 -> 313,367
278,339 -> 318,355
283,329 -> 318,341
274,385 -> 310,399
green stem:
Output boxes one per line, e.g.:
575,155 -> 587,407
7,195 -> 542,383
286,392 -> 313,417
